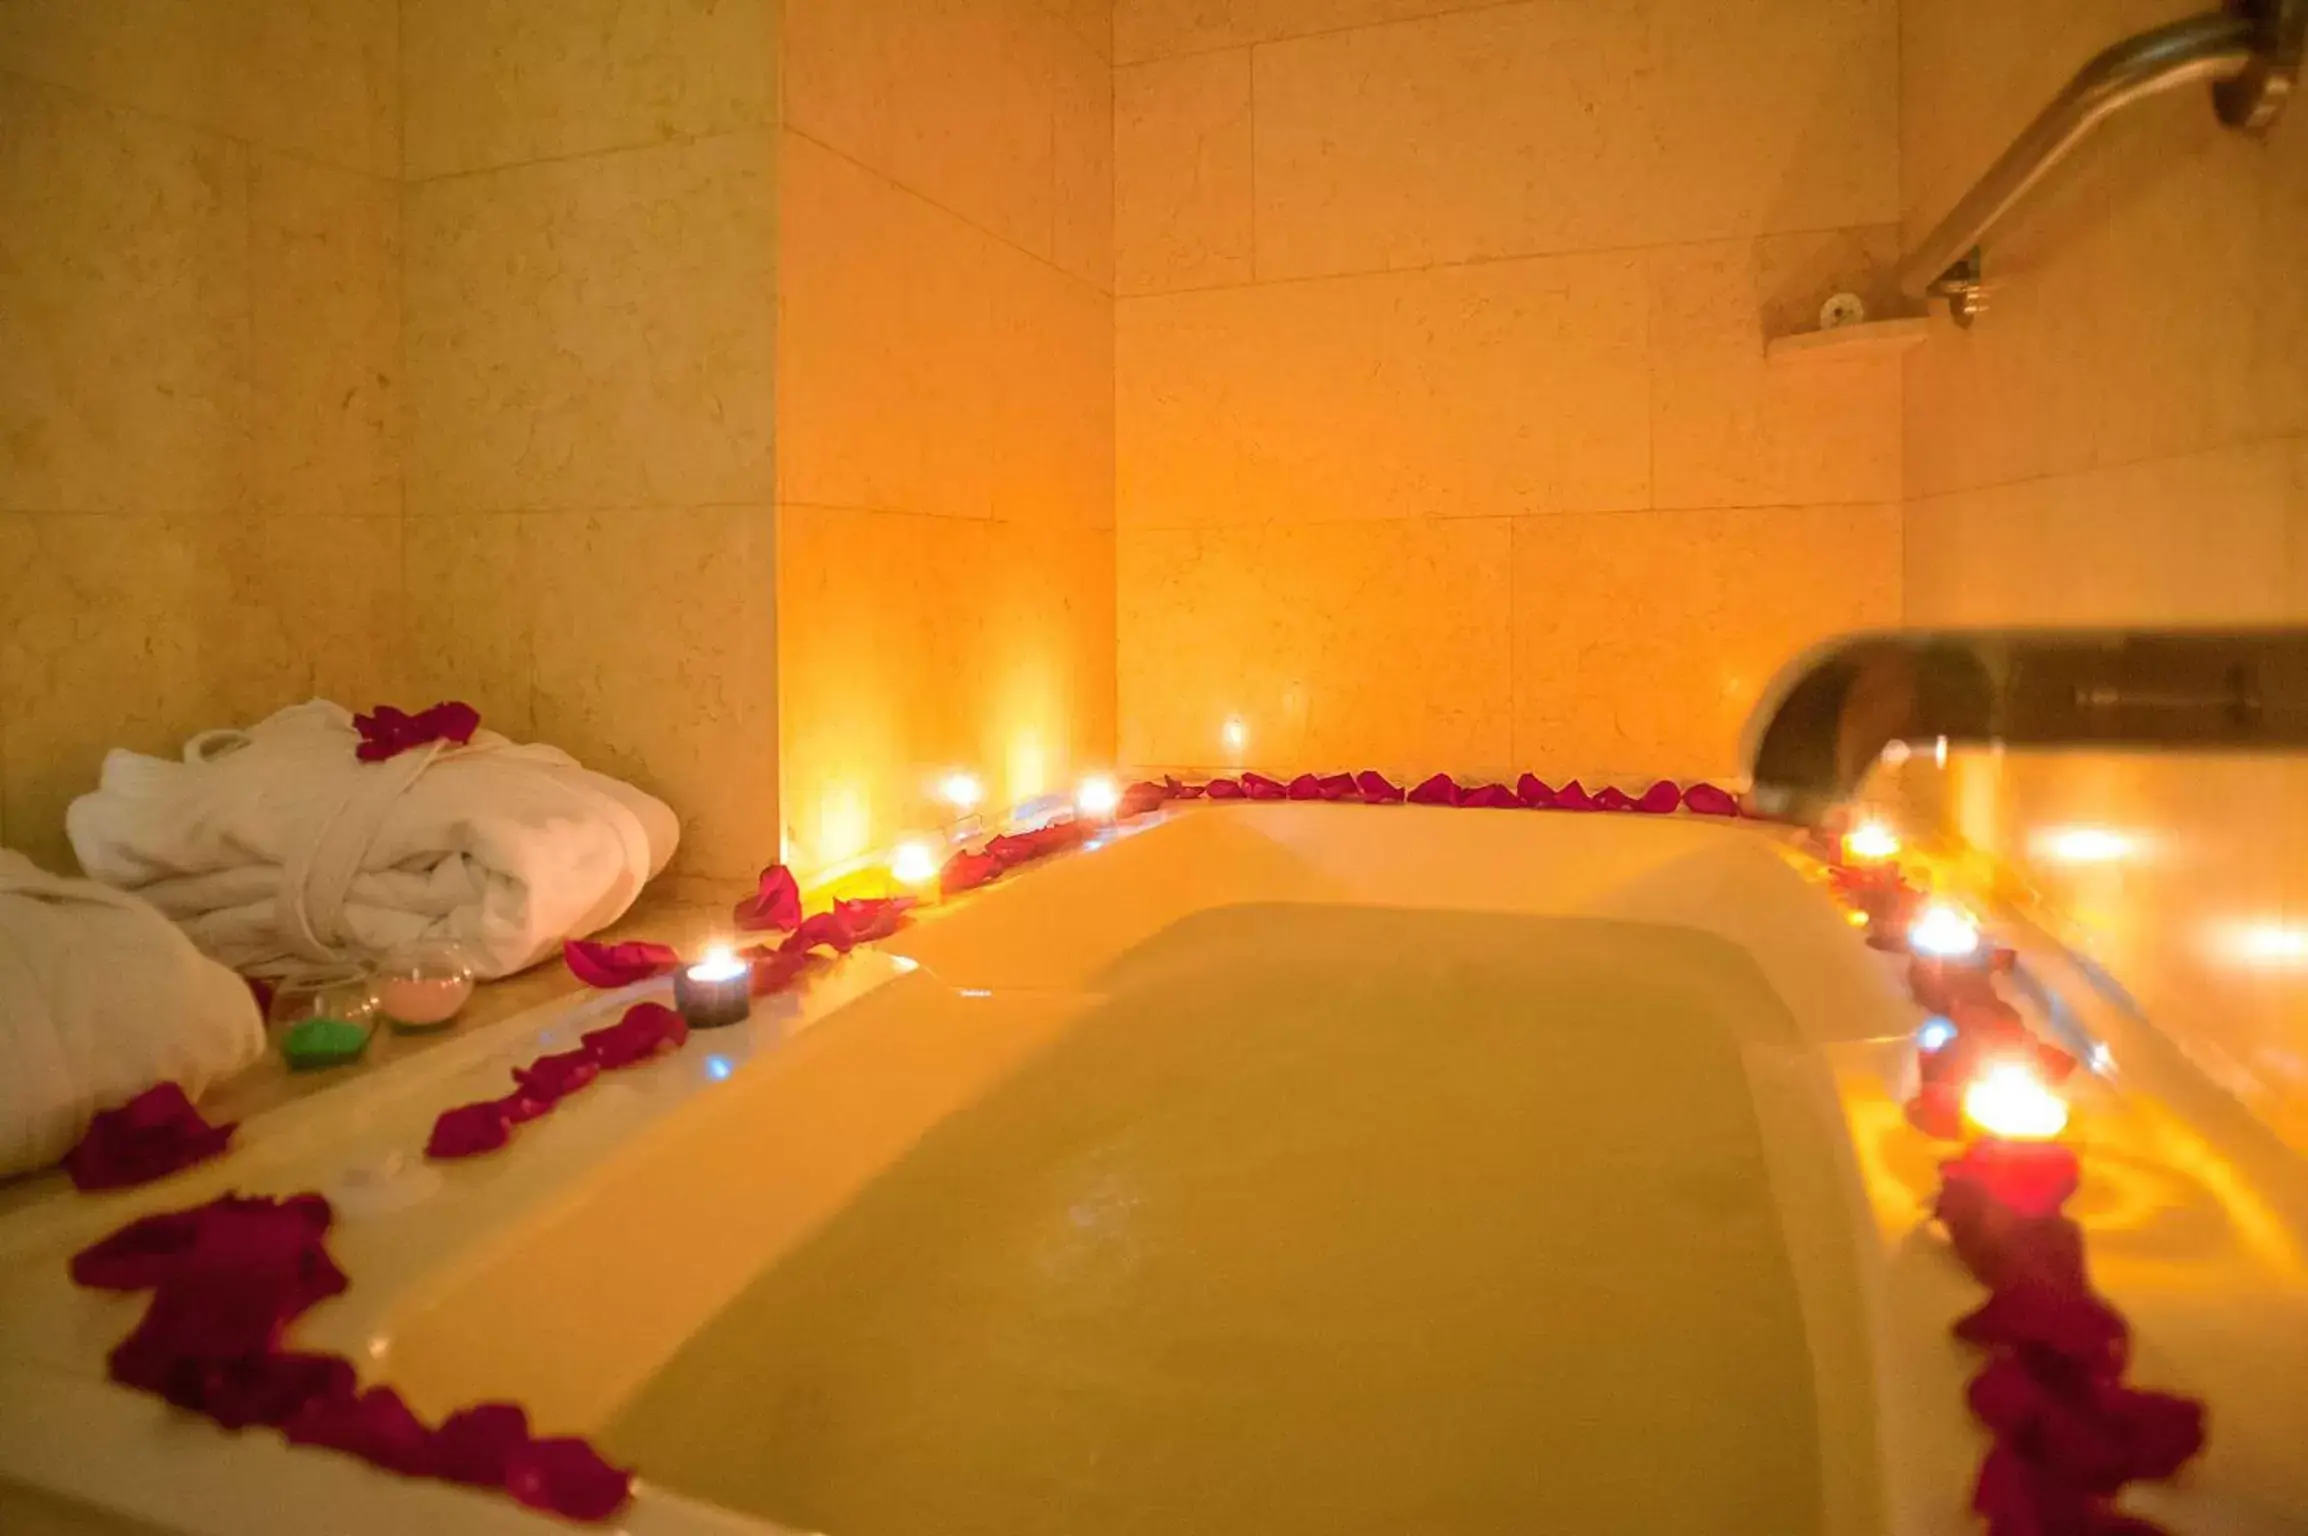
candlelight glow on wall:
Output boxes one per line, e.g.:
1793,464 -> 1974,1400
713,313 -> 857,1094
1220,715 -> 1248,756
2229,922 -> 2308,967
936,771 -> 984,814
1909,902 -> 1982,958
1963,1060 -> 2070,1140
2032,825 -> 2139,865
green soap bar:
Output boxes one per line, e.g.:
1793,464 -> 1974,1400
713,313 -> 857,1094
282,1016 -> 371,1070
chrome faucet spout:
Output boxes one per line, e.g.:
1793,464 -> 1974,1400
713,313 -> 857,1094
1740,628 -> 2308,825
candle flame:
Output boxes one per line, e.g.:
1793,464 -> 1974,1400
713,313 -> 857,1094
890,838 -> 940,886
1843,821 -> 1901,864
1909,902 -> 1982,958
1963,1060 -> 2069,1140
688,945 -> 749,982
936,771 -> 983,813
1075,774 -> 1121,818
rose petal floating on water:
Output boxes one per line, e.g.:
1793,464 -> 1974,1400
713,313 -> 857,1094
63,1084 -> 235,1191
732,864 -> 803,932
1408,774 -> 1461,807
506,1436 -> 634,1523
426,1102 -> 512,1160
562,939 -> 681,989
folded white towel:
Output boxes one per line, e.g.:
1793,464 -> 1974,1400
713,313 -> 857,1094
0,850 -> 263,1179
66,701 -> 679,980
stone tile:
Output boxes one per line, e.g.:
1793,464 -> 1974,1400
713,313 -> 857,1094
987,241 -> 1114,526
1117,517 -> 1513,774
405,130 -> 777,516
1648,237 -> 1902,509
528,505 -> 779,881
400,0 -> 777,180
777,133 -> 999,520
1510,504 -> 1900,781
224,516 -> 409,718
1113,48 -> 1253,294
1115,0 -> 1490,63
0,0 -> 398,176
785,0 -> 1057,258
1042,0 -> 1114,60
1905,444 -> 2294,628
0,512 -> 253,869
979,519 -> 1119,797
249,152 -> 400,519
777,505 -> 996,872
1117,252 -> 1647,528
0,82 -> 247,515
404,512 -> 535,739
1052,26 -> 1116,291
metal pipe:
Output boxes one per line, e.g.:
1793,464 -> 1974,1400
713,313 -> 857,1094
1740,628 -> 2308,826
1897,10 -> 2259,308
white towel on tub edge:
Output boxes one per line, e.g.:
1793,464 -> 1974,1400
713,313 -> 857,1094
0,850 -> 263,1180
64,701 -> 680,981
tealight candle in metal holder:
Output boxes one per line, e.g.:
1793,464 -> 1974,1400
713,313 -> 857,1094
674,947 -> 752,1030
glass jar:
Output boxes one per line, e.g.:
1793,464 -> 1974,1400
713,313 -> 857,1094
373,937 -> 478,1033
266,967 -> 380,1070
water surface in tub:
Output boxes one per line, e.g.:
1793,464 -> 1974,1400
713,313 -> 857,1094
607,906 -> 1827,1535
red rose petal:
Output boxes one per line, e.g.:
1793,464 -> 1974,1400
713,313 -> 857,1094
285,1384 -> 438,1477
72,1208 -> 208,1291
186,1351 -> 357,1431
1515,773 -> 1556,808
1944,1141 -> 2081,1220
506,1436 -> 633,1523
732,864 -> 804,932
1459,783 -> 1521,809
833,895 -> 916,943
1636,780 -> 1682,814
581,1001 -> 689,1069
1407,773 -> 1461,807
1316,772 -> 1357,800
562,939 -> 682,989
1286,773 -> 1324,800
741,944 -> 811,996
1119,780 -> 1169,817
1594,785 -> 1637,812
63,1084 -> 236,1191
1165,776 -> 1206,800
513,1049 -> 600,1106
1354,770 -> 1405,804
355,702 -> 481,763
435,1402 -> 532,1487
1240,772 -> 1287,800
1905,1082 -> 1965,1140
1553,780 -> 1597,812
1205,777 -> 1245,800
1682,782 -> 1741,817
1956,1284 -> 2129,1377
426,1101 -> 512,1159
497,1091 -> 553,1126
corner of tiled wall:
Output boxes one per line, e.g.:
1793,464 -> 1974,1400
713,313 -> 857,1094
0,0 -> 405,871
1112,0 -> 1906,784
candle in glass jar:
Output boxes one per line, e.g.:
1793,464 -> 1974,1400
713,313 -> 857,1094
379,974 -> 472,1027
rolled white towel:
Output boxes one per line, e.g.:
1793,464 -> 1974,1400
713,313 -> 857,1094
66,701 -> 679,980
0,850 -> 263,1180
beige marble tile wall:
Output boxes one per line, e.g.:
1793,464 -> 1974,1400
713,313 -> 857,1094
775,0 -> 1116,877
1898,1 -> 2308,1152
1112,0 -> 1905,783
399,0 -> 782,886
0,1 -> 403,869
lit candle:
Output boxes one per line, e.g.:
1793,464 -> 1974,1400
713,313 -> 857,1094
673,945 -> 752,1030
1075,774 -> 1120,819
936,771 -> 984,814
889,838 -> 941,887
1842,820 -> 1901,865
1949,1057 -> 2079,1217
1962,1059 -> 2069,1140
1908,902 -> 1982,960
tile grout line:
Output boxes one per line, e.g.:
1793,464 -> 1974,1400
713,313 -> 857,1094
1113,0 -> 1535,70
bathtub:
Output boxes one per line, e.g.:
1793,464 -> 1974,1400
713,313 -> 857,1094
4,803 -> 2307,1535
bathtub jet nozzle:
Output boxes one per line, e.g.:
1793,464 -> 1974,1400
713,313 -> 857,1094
1741,627 -> 2308,825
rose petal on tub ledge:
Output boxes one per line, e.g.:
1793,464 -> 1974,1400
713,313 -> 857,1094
1637,780 -> 1682,814
1553,780 -> 1597,812
426,1102 -> 513,1160
1407,773 -> 1461,806
1459,783 -> 1521,809
62,1084 -> 236,1191
1682,782 -> 1740,817
1515,773 -> 1556,808
1205,777 -> 1245,800
1241,772 -> 1287,800
505,1436 -> 634,1523
581,1002 -> 689,1068
1286,773 -> 1324,800
563,940 -> 682,989
1353,770 -> 1405,803
732,864 -> 803,931
434,1402 -> 532,1487
1594,786 -> 1637,812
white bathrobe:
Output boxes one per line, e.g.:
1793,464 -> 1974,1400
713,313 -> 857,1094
0,851 -> 264,1179
66,702 -> 680,980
